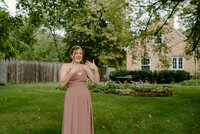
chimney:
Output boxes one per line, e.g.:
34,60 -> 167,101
169,16 -> 174,27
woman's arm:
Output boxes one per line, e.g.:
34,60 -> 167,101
60,63 -> 84,87
84,60 -> 100,85
60,64 -> 83,87
60,64 -> 73,87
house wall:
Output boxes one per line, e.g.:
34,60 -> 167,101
127,20 -> 197,75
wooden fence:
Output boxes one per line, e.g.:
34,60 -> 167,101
0,59 -> 62,83
0,59 -> 115,83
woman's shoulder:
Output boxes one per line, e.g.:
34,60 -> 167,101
61,63 -> 70,68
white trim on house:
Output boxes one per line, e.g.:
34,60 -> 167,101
140,57 -> 151,70
167,23 -> 187,39
171,56 -> 184,70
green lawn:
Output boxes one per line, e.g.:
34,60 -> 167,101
0,83 -> 200,134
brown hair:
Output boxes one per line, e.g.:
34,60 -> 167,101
69,45 -> 84,63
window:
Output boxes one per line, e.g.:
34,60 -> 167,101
153,33 -> 163,44
171,57 -> 184,70
140,58 -> 151,71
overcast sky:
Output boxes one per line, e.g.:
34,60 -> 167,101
2,0 -> 16,16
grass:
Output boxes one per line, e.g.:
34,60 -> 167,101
0,83 -> 200,134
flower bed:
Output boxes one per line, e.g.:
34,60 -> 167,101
87,81 -> 173,97
131,91 -> 171,97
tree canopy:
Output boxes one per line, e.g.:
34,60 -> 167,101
16,0 -> 133,68
0,0 -> 199,68
0,6 -> 28,59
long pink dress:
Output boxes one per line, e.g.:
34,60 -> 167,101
62,68 -> 94,134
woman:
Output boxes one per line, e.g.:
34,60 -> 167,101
60,45 -> 100,134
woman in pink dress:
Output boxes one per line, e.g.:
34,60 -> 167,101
60,45 -> 100,134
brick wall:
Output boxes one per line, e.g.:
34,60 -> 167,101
127,19 -> 197,75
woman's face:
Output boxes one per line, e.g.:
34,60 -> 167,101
71,49 -> 83,63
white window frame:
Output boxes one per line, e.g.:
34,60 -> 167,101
140,58 -> 151,71
153,33 -> 163,45
171,56 -> 184,70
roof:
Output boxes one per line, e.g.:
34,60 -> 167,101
167,23 -> 187,39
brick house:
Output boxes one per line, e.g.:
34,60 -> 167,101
126,17 -> 198,75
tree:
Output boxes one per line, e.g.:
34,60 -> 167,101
17,0 -> 133,68
62,0 -> 132,67
0,6 -> 29,60
14,28 -> 67,62
17,0 -> 66,62
130,0 -> 200,58
32,29 -> 67,62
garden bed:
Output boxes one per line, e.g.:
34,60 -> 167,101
131,91 -> 172,97
102,90 -> 172,97
87,81 -> 173,97
104,91 -> 172,97
179,79 -> 200,86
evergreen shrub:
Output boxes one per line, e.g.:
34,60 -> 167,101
109,70 -> 190,84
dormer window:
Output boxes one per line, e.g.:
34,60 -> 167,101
153,32 -> 163,44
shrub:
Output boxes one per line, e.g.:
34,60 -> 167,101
152,70 -> 158,83
87,81 -> 95,90
106,80 -> 120,89
179,79 -> 200,86
118,89 -> 133,95
105,89 -> 121,94
92,88 -> 101,93
129,71 -> 139,81
137,70 -> 152,82
151,86 -> 173,94
156,70 -> 190,84
157,70 -> 175,84
91,80 -> 173,96
134,87 -> 151,92
122,81 -> 131,89
174,70 -> 191,83
92,84 -> 107,92
109,70 -> 129,82
110,70 -> 153,83
110,70 -> 129,76
130,86 -> 141,90
110,70 -> 190,84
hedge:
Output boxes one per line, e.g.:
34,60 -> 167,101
109,70 -> 191,84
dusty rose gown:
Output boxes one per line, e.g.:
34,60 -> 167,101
62,68 -> 94,134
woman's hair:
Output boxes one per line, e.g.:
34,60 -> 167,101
69,45 -> 85,62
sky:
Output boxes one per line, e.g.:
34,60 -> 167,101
2,0 -> 180,29
2,0 -> 16,16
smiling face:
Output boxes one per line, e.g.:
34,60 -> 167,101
71,48 -> 83,64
